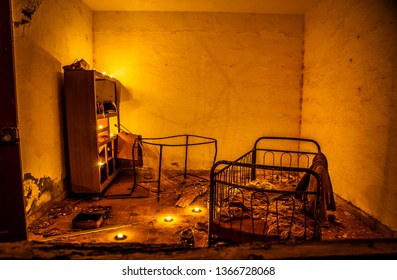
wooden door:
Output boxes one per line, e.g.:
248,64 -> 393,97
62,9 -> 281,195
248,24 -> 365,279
0,0 -> 27,242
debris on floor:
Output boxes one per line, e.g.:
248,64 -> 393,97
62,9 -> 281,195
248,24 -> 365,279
26,171 -> 390,246
81,205 -> 112,219
177,228 -> 195,248
28,199 -> 113,238
28,199 -> 80,236
72,213 -> 104,229
175,185 -> 207,208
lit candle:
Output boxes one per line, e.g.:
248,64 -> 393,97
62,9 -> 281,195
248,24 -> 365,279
192,207 -> 202,213
164,216 -> 173,222
115,233 -> 126,240
102,72 -> 106,75
98,161 -> 104,166
98,125 -> 103,129
110,75 -> 113,78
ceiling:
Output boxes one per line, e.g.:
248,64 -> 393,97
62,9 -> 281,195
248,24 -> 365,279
81,0 -> 320,14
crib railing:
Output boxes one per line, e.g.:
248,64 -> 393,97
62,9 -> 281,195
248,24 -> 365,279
209,161 -> 322,246
251,136 -> 321,180
208,137 -> 322,246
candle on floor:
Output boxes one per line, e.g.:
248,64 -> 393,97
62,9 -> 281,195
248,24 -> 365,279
164,216 -> 173,222
114,233 -> 127,240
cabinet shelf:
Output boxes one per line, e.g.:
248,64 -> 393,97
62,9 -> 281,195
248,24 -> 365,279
64,70 -> 121,194
97,127 -> 108,133
98,135 -> 117,147
97,113 -> 118,119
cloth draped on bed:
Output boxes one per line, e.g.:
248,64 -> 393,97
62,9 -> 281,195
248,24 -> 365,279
295,152 -> 336,222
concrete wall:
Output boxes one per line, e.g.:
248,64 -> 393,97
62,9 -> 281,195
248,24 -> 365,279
10,0 -> 397,233
12,0 -> 93,220
302,0 -> 397,230
93,12 -> 305,168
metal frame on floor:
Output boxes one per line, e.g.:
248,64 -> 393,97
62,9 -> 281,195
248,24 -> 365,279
132,134 -> 217,202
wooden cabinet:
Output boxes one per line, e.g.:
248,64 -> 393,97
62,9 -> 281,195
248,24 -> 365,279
64,70 -> 121,194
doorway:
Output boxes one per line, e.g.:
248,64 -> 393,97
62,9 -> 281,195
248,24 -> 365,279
0,0 -> 27,242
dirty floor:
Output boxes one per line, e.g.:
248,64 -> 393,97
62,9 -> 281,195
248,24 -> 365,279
27,170 -> 386,247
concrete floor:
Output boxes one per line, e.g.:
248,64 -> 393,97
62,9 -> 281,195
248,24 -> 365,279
27,169 -> 389,246
28,170 -> 210,246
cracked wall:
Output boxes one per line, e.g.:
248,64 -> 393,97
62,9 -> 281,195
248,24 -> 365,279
11,0 -> 93,221
9,0 -> 397,233
302,0 -> 397,231
23,173 -> 64,217
13,0 -> 43,27
93,12 -> 305,166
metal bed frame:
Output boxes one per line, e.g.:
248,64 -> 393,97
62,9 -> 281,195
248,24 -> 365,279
208,136 -> 323,246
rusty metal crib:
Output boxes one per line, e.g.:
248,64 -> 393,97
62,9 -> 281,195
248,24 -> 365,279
208,136 -> 323,246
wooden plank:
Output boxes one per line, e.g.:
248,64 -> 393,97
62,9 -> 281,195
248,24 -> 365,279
175,186 -> 207,208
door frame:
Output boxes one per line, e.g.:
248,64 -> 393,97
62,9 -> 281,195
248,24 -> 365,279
0,0 -> 28,242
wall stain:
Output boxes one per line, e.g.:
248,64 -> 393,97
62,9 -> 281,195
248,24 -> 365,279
14,0 -> 44,27
23,172 -> 64,217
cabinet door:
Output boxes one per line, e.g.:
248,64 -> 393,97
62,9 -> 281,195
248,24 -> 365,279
109,115 -> 119,137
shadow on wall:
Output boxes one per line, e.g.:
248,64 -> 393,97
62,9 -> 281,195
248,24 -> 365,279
118,82 -> 133,103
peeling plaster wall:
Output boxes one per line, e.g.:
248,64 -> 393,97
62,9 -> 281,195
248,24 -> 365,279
11,0 -> 93,219
302,0 -> 397,230
93,12 -> 305,167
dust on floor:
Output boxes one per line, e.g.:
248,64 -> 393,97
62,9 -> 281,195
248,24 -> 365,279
27,171 -> 386,246
28,171 -> 210,246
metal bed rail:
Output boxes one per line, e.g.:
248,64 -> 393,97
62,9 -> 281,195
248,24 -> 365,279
208,137 -> 323,246
132,134 -> 217,202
